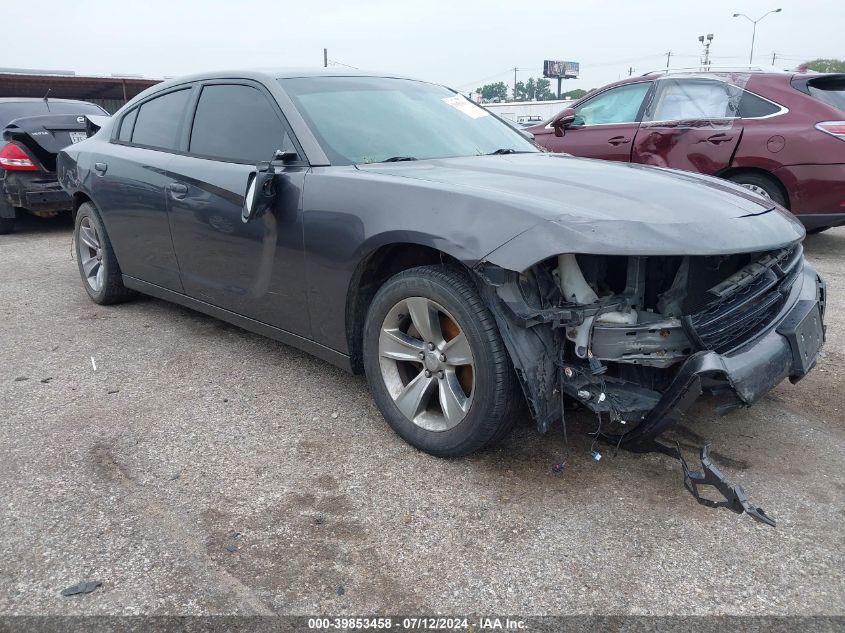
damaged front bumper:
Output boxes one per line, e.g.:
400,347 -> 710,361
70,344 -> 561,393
476,251 -> 826,449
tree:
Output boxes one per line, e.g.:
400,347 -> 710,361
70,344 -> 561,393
513,80 -> 527,101
801,58 -> 845,73
562,88 -> 588,100
535,78 -> 554,101
475,82 -> 509,103
525,77 -> 536,101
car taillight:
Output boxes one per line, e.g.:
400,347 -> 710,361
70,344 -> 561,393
0,142 -> 39,170
816,121 -> 845,140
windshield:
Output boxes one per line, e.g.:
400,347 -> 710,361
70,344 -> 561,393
279,76 -> 538,165
807,77 -> 845,113
0,101 -> 106,128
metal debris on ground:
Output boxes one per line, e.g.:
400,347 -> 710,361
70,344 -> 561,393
61,580 -> 102,596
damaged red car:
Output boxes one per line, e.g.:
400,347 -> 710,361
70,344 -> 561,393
528,68 -> 845,232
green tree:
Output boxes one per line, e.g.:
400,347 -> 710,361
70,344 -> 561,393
562,88 -> 588,100
525,77 -> 536,101
801,58 -> 845,73
535,78 -> 554,101
475,81 -> 509,103
513,80 -> 527,101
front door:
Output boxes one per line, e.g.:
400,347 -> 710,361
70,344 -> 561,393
632,78 -> 744,174
166,82 -> 311,338
534,81 -> 652,161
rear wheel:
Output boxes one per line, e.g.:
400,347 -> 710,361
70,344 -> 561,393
726,172 -> 786,207
74,202 -> 135,305
363,265 -> 521,457
0,217 -> 13,235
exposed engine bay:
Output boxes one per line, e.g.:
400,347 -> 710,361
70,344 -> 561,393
476,243 -> 825,525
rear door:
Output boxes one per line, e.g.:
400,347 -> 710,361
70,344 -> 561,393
632,78 -> 743,174
90,87 -> 193,292
166,81 -> 311,337
534,81 -> 652,161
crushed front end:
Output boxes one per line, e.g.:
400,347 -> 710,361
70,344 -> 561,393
476,242 -> 826,451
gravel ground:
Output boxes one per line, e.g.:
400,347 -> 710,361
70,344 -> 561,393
1,214 -> 843,617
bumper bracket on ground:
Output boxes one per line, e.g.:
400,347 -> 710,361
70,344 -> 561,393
654,442 -> 776,527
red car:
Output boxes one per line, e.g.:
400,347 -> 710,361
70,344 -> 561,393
528,68 -> 845,232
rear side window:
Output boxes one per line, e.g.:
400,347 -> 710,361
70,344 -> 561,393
131,89 -> 191,150
118,108 -> 137,142
189,84 -> 292,163
647,79 -> 740,121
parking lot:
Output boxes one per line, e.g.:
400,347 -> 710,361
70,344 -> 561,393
1,214 -> 843,616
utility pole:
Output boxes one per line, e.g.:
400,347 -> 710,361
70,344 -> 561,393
772,51 -> 777,65
666,50 -> 672,68
512,66 -> 518,100
323,48 -> 328,68
628,66 -> 634,76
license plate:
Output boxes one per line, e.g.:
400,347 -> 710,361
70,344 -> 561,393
778,300 -> 824,374
69,131 -> 87,144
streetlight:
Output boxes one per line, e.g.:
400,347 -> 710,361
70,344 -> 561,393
733,8 -> 782,64
698,33 -> 714,67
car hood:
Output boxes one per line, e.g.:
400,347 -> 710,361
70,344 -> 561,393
358,153 -> 805,269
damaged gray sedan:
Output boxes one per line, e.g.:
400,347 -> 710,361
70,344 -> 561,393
59,70 -> 825,472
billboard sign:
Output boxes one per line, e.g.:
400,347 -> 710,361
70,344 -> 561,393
543,60 -> 580,79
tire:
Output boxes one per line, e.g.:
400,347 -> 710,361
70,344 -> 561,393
807,227 -> 829,235
0,217 -> 13,235
363,265 -> 522,457
74,202 -> 135,305
726,172 -> 786,207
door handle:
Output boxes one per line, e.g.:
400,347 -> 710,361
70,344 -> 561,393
168,182 -> 188,199
607,136 -> 631,146
94,162 -> 108,175
706,133 -> 734,144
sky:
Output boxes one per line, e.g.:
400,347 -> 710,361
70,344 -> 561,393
3,0 -> 842,96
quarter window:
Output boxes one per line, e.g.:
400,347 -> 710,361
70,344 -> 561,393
573,82 -> 651,126
118,108 -> 137,142
131,89 -> 191,150
736,91 -> 782,118
189,84 -> 292,163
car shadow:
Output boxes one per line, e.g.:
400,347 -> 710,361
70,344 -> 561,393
3,211 -> 73,236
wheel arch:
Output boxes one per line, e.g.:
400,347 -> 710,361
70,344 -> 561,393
717,166 -> 790,209
70,191 -> 94,222
345,242 -> 468,374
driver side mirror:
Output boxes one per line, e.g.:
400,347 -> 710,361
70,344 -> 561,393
242,161 -> 277,223
552,107 -> 577,137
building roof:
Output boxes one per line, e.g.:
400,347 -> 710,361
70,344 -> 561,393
0,69 -> 160,101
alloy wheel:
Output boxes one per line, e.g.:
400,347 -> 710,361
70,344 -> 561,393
77,216 -> 104,292
378,297 -> 475,432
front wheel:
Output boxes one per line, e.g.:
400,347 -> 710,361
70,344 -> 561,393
363,265 -> 522,457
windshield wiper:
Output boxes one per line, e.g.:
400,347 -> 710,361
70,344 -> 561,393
380,156 -> 418,162
486,148 -> 531,155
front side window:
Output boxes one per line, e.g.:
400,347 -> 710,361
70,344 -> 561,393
279,76 -> 538,165
131,89 -> 191,150
647,79 -> 742,121
189,84 -> 293,163
573,82 -> 651,126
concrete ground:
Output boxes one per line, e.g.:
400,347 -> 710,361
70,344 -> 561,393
1,214 -> 843,617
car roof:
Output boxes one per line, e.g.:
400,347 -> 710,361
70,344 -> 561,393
143,67 -> 434,95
